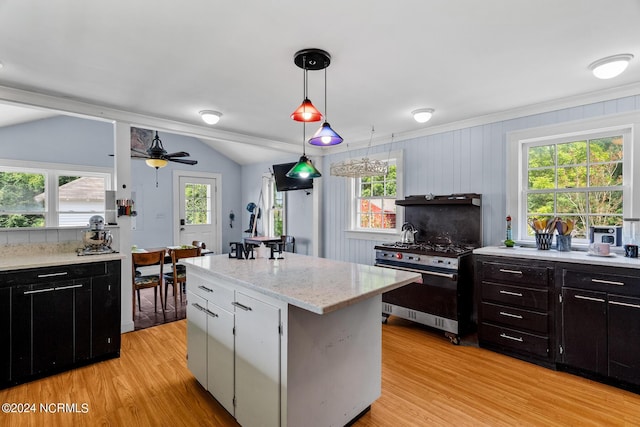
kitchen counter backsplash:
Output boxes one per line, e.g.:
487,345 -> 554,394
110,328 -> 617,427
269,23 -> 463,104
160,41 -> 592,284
474,246 -> 640,269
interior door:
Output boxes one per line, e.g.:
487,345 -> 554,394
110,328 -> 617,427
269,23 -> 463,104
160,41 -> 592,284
175,174 -> 219,251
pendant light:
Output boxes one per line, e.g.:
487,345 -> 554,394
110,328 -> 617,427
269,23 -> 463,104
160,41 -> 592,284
290,49 -> 328,122
309,67 -> 343,146
287,122 -> 322,179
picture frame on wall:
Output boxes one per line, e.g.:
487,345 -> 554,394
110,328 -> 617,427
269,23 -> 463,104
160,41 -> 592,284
130,127 -> 153,158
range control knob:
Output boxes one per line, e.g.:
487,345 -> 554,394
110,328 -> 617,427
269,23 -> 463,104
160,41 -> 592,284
395,253 -> 403,260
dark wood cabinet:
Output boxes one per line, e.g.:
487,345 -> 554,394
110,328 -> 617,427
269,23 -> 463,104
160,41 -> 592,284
476,257 -> 555,366
560,266 -> 640,388
0,287 -> 9,384
2,260 -> 120,389
560,287 -> 607,376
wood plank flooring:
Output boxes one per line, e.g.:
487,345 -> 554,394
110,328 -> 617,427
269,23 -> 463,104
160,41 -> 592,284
2,316 -> 640,426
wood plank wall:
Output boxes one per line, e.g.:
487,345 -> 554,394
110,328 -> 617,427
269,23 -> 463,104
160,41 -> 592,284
322,95 -> 640,264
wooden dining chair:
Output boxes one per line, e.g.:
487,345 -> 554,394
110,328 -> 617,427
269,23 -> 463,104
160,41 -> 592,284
164,247 -> 201,317
132,250 -> 166,321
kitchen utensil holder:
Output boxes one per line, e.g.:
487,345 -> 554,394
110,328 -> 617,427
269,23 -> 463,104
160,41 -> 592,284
556,234 -> 571,252
535,233 -> 553,250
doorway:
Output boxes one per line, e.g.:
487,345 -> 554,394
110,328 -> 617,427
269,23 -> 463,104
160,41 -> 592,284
173,171 -> 221,253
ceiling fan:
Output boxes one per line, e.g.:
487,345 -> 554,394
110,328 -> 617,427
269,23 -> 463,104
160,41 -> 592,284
132,131 -> 198,168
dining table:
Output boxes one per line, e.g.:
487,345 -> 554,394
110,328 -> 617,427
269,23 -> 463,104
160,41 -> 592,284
243,236 -> 283,246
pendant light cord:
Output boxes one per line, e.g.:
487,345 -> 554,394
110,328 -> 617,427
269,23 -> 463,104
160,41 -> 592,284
324,67 -> 328,121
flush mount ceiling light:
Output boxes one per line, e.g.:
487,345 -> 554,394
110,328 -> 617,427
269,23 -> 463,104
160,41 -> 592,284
290,49 -> 328,122
589,54 -> 634,79
412,108 -> 435,123
199,110 -> 222,125
287,122 -> 322,179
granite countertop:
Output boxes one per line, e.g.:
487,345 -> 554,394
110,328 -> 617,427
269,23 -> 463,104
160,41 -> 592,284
184,252 -> 421,315
0,242 -> 125,271
474,245 -> 640,269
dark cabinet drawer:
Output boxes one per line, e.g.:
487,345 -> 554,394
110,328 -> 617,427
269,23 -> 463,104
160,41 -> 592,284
481,262 -> 549,288
0,262 -> 107,287
481,282 -> 548,311
563,269 -> 640,293
480,323 -> 549,358
481,302 -> 548,334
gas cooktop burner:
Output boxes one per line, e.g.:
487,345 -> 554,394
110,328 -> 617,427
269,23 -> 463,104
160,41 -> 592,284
378,242 -> 476,256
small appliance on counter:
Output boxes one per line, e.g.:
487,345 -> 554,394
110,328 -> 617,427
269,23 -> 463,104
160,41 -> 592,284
589,225 -> 622,246
77,215 -> 117,256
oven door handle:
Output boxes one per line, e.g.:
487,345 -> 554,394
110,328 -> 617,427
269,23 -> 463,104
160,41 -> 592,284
375,263 -> 457,280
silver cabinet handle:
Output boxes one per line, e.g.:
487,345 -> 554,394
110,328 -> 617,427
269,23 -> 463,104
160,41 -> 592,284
197,285 -> 214,293
499,311 -> 523,319
574,294 -> 605,303
191,302 -> 206,312
499,269 -> 522,275
609,300 -> 640,309
204,308 -> 219,318
500,333 -> 523,342
591,278 -> 624,286
232,301 -> 252,311
37,272 -> 68,278
499,290 -> 523,297
24,288 -> 55,295
55,284 -> 83,291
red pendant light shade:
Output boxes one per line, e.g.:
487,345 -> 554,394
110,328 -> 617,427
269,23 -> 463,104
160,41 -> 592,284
290,98 -> 323,122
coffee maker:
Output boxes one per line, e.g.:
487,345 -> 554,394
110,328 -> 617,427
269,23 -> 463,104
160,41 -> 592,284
77,215 -> 116,255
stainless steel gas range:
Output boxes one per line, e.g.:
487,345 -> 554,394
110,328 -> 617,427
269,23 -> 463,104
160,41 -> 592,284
374,193 -> 482,344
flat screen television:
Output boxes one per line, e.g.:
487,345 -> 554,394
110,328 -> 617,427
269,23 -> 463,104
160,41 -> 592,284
272,162 -> 313,192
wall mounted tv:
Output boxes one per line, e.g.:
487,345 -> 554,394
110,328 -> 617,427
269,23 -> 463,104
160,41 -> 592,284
272,162 -> 313,192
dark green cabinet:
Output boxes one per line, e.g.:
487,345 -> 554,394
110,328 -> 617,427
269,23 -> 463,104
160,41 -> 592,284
2,260 -> 121,389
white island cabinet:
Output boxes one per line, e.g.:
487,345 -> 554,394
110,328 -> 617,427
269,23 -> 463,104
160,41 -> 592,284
184,252 -> 420,427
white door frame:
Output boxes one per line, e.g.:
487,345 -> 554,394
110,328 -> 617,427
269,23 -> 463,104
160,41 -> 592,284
172,170 -> 222,255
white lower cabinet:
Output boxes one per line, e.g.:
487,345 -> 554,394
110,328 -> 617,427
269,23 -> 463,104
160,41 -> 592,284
234,292 -> 281,427
187,273 -> 281,427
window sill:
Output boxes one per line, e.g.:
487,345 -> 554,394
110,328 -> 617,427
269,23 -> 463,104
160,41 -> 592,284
345,229 -> 400,242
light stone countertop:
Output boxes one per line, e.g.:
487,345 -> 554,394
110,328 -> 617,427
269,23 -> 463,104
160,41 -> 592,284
184,252 -> 421,315
0,242 -> 125,271
474,245 -> 640,269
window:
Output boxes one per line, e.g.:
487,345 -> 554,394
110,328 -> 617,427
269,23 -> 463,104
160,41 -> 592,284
525,135 -> 622,239
356,164 -> 397,230
263,174 -> 285,237
347,151 -> 403,240
507,113 -> 639,245
0,160 -> 111,228
184,182 -> 211,225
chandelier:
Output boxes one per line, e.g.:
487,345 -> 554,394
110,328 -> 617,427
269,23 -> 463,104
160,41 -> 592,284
330,126 -> 388,178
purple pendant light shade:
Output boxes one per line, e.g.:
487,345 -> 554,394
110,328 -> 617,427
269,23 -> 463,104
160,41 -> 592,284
308,122 -> 343,146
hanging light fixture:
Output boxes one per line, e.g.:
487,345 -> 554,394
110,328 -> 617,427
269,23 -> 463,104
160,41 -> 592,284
309,65 -> 343,146
287,122 -> 322,179
330,126 -> 388,178
145,132 -> 169,169
290,49 -> 328,122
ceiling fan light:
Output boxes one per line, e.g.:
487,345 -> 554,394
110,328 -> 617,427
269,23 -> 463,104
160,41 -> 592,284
308,122 -> 343,146
145,158 -> 168,169
199,110 -> 222,125
291,98 -> 323,122
286,155 -> 322,179
412,108 -> 434,123
589,54 -> 633,79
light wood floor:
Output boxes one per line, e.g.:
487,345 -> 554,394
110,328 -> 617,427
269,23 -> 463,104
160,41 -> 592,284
2,317 -> 640,427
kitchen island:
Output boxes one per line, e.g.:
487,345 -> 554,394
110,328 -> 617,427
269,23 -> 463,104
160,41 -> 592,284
183,252 -> 420,427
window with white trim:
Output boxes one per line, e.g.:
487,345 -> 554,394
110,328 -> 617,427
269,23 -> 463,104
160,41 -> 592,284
263,174 -> 285,237
0,161 -> 111,228
347,150 -> 403,240
507,114 -> 638,245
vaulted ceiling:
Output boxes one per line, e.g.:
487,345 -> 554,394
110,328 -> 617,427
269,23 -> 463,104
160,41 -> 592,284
0,0 -> 638,164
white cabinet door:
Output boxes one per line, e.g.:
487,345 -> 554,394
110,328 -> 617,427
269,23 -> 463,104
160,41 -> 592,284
234,292 -> 281,427
206,302 -> 235,416
186,291 -> 208,388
